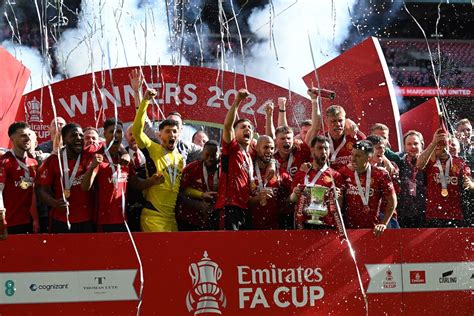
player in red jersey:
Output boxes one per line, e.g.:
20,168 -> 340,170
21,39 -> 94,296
81,118 -> 156,232
416,129 -> 471,227
215,89 -> 255,230
37,123 -> 96,233
366,134 -> 401,229
248,136 -> 292,230
177,141 -> 220,231
308,88 -> 363,172
339,140 -> 397,236
264,94 -> 318,178
290,135 -> 344,229
0,122 -> 39,234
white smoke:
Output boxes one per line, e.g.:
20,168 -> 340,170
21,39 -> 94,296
55,0 -> 184,78
242,0 -> 358,95
1,40 -> 54,92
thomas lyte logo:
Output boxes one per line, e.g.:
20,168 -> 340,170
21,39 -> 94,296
186,251 -> 227,315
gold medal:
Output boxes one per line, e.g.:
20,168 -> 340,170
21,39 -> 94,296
64,189 -> 71,198
441,188 -> 448,197
19,180 -> 29,190
363,205 -> 370,213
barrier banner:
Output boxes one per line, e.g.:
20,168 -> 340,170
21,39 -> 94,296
302,37 -> 403,151
0,228 -> 471,315
17,66 -> 312,143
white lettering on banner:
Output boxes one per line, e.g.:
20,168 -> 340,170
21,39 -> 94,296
207,86 -> 258,115
366,262 -> 472,293
236,265 -> 324,309
0,269 -> 138,304
239,286 -> 324,309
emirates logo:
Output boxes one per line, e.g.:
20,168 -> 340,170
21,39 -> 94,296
186,251 -> 227,315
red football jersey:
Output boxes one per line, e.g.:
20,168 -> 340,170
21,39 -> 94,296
215,138 -> 253,210
178,160 -> 219,227
326,134 -> 361,172
0,151 -> 38,226
425,157 -> 470,221
93,155 -> 134,225
249,165 -> 292,230
292,167 -> 344,227
274,142 -> 311,178
37,154 -> 93,223
340,165 -> 395,228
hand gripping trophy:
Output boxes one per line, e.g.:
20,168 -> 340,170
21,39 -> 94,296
186,251 -> 227,315
303,185 -> 329,225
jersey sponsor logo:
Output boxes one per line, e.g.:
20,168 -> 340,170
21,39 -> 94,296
345,183 -> 374,197
433,174 -> 459,186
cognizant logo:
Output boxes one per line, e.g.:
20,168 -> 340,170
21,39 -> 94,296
29,283 -> 69,291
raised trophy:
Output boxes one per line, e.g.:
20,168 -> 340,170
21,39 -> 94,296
304,185 -> 329,225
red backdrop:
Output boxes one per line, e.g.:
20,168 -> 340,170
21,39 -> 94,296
0,47 -> 30,148
302,37 -> 402,151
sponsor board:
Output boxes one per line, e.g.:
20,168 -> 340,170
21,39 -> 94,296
0,229 -> 470,314
366,262 -> 472,293
0,270 -> 137,304
402,262 -> 472,293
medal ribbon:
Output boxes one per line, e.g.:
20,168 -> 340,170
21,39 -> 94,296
163,150 -> 178,188
304,164 -> 328,187
255,165 -> 268,190
10,150 -> 31,183
436,155 -> 451,191
329,136 -> 346,162
354,164 -> 372,206
286,152 -> 294,174
239,145 -> 254,183
61,149 -> 81,191
405,154 -> 419,181
202,164 -> 219,192
104,149 -> 121,189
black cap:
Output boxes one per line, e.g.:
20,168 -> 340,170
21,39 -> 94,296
354,140 -> 374,154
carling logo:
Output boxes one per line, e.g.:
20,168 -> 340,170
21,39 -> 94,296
186,251 -> 227,315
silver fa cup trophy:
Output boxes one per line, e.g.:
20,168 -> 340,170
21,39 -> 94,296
304,185 -> 329,225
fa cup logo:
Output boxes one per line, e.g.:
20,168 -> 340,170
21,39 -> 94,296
26,97 -> 43,122
186,251 -> 227,315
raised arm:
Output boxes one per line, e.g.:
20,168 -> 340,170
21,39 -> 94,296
416,128 -> 447,170
277,97 -> 288,127
305,88 -> 322,146
222,89 -> 249,144
264,100 -> 276,139
129,69 -> 158,141
132,89 -> 157,149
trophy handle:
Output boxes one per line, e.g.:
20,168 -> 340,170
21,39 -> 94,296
189,263 -> 200,286
185,291 -> 195,312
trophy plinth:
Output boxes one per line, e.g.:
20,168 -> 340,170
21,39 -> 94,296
304,185 -> 328,225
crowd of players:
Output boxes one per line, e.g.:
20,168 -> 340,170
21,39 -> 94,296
0,70 -> 472,237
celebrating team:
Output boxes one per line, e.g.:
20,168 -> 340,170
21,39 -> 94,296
0,70 -> 472,237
